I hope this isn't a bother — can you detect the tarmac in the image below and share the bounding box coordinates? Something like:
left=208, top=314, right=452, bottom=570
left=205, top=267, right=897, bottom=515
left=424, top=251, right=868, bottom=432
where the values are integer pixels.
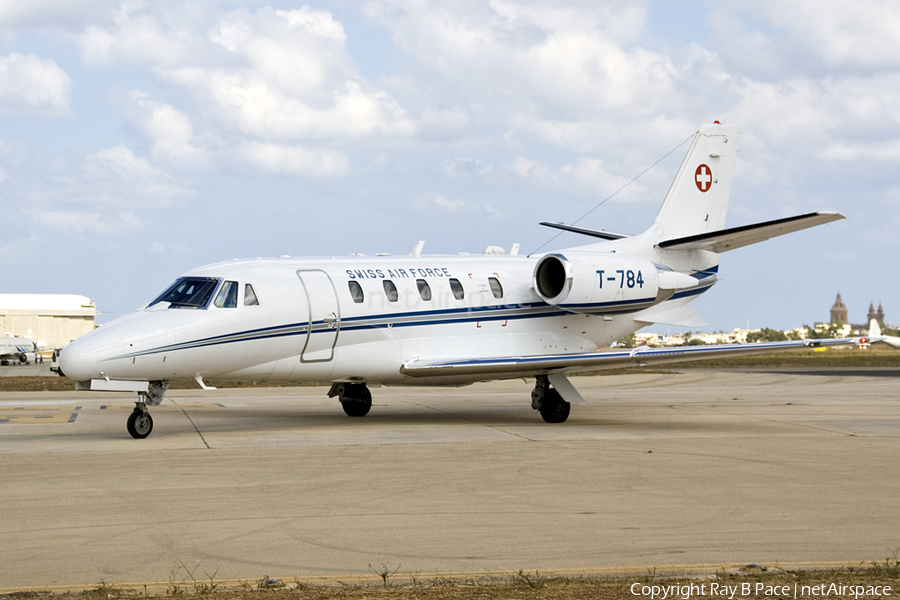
left=1, top=370, right=898, bottom=591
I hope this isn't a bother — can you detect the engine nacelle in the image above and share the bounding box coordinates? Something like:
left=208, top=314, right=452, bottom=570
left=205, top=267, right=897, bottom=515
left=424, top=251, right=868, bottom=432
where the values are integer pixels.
left=533, top=252, right=662, bottom=314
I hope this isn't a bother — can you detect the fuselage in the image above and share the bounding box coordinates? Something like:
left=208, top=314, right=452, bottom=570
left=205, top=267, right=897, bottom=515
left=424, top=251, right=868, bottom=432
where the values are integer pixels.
left=58, top=248, right=715, bottom=386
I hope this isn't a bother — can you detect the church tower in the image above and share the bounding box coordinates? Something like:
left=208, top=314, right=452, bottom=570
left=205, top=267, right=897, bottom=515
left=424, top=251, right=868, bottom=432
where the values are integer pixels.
left=830, top=294, right=848, bottom=325
left=877, top=303, right=885, bottom=327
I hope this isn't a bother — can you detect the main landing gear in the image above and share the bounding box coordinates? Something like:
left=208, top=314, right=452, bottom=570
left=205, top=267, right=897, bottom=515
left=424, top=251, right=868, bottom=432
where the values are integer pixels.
left=329, top=382, right=372, bottom=417
left=531, top=375, right=571, bottom=423
left=127, top=381, right=169, bottom=439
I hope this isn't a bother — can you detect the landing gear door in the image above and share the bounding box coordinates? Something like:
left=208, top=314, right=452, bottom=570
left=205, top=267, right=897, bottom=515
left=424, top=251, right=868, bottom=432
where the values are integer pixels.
left=296, top=270, right=340, bottom=362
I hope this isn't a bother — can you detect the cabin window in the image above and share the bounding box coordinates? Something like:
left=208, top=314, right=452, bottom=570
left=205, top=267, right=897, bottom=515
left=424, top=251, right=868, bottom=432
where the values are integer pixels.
left=383, top=280, right=399, bottom=302
left=417, top=279, right=432, bottom=301
left=449, top=278, right=465, bottom=300
left=348, top=281, right=364, bottom=303
left=244, top=283, right=259, bottom=306
left=214, top=281, right=239, bottom=308
left=149, top=277, right=220, bottom=309
left=488, top=277, right=503, bottom=299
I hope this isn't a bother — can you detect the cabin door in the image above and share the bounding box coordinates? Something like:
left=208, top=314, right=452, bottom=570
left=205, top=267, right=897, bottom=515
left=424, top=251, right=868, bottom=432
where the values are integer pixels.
left=296, top=270, right=340, bottom=362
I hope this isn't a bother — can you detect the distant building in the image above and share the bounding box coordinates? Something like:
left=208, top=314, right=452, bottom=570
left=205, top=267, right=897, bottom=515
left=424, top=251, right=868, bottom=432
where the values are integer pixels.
left=867, top=302, right=885, bottom=328
left=830, top=293, right=848, bottom=325
left=0, top=294, right=97, bottom=349
left=826, top=294, right=888, bottom=333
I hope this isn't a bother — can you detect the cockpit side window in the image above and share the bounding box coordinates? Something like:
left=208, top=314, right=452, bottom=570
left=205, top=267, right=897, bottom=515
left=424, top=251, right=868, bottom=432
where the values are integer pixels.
left=148, top=277, right=220, bottom=309
left=244, top=283, right=260, bottom=306
left=214, top=281, right=239, bottom=308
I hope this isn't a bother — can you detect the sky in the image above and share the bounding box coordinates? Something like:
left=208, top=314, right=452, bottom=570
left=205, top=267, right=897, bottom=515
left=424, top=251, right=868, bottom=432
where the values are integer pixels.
left=2, top=0, right=899, bottom=333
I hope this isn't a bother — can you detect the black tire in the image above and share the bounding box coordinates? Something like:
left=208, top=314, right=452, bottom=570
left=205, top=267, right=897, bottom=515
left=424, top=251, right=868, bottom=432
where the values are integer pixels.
left=127, top=409, right=153, bottom=439
left=539, top=389, right=571, bottom=423
left=341, top=384, right=372, bottom=417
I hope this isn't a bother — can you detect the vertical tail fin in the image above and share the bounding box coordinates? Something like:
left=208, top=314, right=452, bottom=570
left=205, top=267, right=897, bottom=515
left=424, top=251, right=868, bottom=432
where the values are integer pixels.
left=650, top=123, right=740, bottom=242
left=869, top=319, right=882, bottom=338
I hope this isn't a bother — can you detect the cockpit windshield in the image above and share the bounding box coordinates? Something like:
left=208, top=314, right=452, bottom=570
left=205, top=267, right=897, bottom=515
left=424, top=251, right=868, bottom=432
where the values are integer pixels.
left=148, top=277, right=220, bottom=309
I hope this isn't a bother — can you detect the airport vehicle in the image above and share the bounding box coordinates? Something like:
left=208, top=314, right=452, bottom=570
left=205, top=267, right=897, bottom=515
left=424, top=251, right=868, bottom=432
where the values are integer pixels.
left=58, top=122, right=861, bottom=438
left=0, top=335, right=36, bottom=366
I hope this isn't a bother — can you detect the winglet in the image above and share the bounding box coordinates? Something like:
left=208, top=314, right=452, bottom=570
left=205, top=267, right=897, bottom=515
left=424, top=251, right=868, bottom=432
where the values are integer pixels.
left=410, top=240, right=425, bottom=256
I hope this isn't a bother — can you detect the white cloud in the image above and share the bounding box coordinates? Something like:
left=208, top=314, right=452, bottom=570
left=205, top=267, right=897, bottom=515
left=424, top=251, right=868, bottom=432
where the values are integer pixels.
left=28, top=209, right=143, bottom=237
left=414, top=192, right=502, bottom=217
left=120, top=91, right=207, bottom=168
left=512, top=155, right=652, bottom=203
left=238, top=141, right=349, bottom=177
left=82, top=145, right=193, bottom=206
left=76, top=3, right=208, bottom=67
left=0, top=52, right=70, bottom=115
left=753, top=0, right=900, bottom=71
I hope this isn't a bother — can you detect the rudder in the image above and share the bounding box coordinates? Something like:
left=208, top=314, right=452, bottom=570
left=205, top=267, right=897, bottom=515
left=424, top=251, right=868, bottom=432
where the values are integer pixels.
left=650, top=123, right=740, bottom=242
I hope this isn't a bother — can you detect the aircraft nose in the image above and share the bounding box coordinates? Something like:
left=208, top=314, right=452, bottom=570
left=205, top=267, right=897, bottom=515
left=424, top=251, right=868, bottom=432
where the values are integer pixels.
left=59, top=341, right=97, bottom=381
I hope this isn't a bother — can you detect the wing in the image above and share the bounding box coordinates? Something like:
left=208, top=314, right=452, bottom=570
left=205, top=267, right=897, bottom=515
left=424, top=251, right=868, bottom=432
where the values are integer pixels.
left=400, top=337, right=863, bottom=379
left=657, top=212, right=843, bottom=253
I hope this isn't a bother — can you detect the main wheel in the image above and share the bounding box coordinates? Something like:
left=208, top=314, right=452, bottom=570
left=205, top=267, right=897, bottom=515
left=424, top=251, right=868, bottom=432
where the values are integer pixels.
left=341, top=385, right=372, bottom=417
left=539, top=389, right=571, bottom=424
left=127, top=409, right=153, bottom=439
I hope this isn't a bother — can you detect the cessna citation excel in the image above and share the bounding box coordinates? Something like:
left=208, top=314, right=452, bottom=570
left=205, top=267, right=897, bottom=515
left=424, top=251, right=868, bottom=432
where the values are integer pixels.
left=59, top=122, right=861, bottom=438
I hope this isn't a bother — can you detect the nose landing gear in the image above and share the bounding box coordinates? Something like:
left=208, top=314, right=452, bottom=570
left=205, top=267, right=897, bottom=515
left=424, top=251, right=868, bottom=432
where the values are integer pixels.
left=127, top=407, right=153, bottom=438
left=126, top=381, right=169, bottom=439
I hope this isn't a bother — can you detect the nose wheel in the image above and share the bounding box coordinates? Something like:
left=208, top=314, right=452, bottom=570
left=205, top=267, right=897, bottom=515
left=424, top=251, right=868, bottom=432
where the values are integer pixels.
left=127, top=407, right=153, bottom=439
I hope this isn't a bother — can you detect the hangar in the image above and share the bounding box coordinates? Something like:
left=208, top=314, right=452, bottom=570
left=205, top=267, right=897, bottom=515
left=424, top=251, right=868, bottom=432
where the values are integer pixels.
left=0, top=294, right=97, bottom=350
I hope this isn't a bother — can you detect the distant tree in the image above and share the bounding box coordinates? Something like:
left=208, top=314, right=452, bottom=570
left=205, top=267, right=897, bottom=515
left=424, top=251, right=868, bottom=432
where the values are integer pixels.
left=686, top=338, right=707, bottom=346
left=805, top=322, right=844, bottom=339
left=786, top=330, right=803, bottom=341
left=883, top=325, right=900, bottom=337
left=615, top=333, right=636, bottom=347
left=746, top=327, right=789, bottom=343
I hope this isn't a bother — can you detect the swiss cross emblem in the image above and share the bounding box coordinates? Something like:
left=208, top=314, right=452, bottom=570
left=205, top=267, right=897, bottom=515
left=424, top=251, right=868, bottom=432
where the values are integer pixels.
left=695, top=164, right=712, bottom=192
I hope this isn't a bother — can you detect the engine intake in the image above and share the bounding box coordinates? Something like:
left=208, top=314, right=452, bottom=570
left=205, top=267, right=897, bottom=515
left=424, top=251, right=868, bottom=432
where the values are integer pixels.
left=533, top=252, right=662, bottom=314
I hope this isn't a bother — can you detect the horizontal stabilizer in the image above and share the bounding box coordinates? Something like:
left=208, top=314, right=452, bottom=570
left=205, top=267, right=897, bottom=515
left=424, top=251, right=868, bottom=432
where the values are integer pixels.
left=539, top=222, right=630, bottom=241
left=634, top=304, right=707, bottom=327
left=657, top=212, right=844, bottom=253
left=401, top=337, right=863, bottom=378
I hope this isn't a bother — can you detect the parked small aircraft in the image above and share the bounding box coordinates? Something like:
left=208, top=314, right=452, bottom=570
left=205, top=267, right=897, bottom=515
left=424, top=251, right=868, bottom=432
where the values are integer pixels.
left=869, top=319, right=900, bottom=348
left=0, top=335, right=36, bottom=366
left=59, top=122, right=861, bottom=438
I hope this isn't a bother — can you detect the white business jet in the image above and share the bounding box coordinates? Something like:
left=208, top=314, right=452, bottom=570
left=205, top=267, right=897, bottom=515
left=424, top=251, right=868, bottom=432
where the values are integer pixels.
left=1, top=335, right=36, bottom=366
left=59, top=122, right=861, bottom=438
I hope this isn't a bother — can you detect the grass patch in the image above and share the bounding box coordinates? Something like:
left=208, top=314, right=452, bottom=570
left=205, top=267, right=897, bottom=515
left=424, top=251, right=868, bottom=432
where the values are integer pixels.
left=4, top=559, right=899, bottom=600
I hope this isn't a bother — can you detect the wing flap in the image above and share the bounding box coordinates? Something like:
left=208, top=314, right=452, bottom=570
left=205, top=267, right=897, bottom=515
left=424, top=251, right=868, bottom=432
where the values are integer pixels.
left=657, top=212, right=844, bottom=253
left=401, top=337, right=862, bottom=378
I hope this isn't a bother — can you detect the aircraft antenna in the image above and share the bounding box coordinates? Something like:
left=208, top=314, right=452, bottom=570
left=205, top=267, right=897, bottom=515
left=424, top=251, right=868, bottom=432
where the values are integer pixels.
left=527, top=131, right=696, bottom=257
